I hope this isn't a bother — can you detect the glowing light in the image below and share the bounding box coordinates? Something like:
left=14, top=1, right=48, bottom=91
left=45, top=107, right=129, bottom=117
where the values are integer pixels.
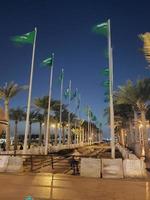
left=51, top=124, right=56, bottom=128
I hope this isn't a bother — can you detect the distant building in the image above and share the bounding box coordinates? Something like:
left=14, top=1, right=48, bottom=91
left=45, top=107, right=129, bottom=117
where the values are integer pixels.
left=0, top=107, right=8, bottom=135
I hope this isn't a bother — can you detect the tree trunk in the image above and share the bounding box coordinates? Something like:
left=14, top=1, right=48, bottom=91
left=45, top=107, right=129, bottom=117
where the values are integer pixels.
left=62, top=126, right=65, bottom=145
left=141, top=110, right=149, bottom=158
left=134, top=110, right=139, bottom=144
left=28, top=122, right=32, bottom=148
left=39, top=122, right=42, bottom=146
left=54, top=122, right=58, bottom=146
left=44, top=117, right=47, bottom=145
left=14, top=121, right=18, bottom=150
left=5, top=100, right=10, bottom=151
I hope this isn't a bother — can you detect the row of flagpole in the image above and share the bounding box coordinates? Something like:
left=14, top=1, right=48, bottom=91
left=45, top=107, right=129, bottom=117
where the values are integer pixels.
left=11, top=24, right=104, bottom=155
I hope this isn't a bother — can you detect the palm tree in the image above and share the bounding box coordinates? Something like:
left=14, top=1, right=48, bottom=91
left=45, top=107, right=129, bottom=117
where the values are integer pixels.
left=35, top=113, right=44, bottom=145
left=34, top=96, right=63, bottom=144
left=0, top=82, right=27, bottom=150
left=10, top=107, right=25, bottom=150
left=115, top=79, right=150, bottom=157
left=28, top=110, right=39, bottom=148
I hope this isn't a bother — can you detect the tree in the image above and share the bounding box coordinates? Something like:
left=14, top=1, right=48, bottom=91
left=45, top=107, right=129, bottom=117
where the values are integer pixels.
left=115, top=79, right=150, bottom=157
left=0, top=82, right=27, bottom=150
left=28, top=110, right=39, bottom=148
left=35, top=113, right=44, bottom=145
left=34, top=96, right=62, bottom=144
left=10, top=107, right=25, bottom=150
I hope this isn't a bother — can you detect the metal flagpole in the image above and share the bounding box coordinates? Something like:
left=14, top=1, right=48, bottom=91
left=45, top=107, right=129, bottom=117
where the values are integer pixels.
left=68, top=80, right=71, bottom=146
left=87, top=106, right=90, bottom=144
left=23, top=27, right=37, bottom=154
left=45, top=53, right=54, bottom=155
left=74, top=88, right=78, bottom=144
left=59, top=68, right=64, bottom=144
left=108, top=19, right=115, bottom=158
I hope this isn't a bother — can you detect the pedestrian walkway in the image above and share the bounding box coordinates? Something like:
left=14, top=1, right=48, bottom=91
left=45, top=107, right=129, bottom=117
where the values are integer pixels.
left=0, top=173, right=149, bottom=200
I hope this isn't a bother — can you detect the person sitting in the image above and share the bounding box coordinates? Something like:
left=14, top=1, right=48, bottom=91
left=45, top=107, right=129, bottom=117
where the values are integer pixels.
left=20, top=144, right=23, bottom=150
left=70, top=156, right=79, bottom=175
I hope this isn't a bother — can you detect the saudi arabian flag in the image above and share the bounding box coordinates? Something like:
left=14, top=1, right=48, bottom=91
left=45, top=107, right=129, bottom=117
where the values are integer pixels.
left=42, top=57, right=53, bottom=67
left=93, top=22, right=108, bottom=36
left=64, top=87, right=71, bottom=99
left=11, top=31, right=35, bottom=44
left=58, top=69, right=64, bottom=82
left=101, top=68, right=109, bottom=76
left=102, top=80, right=109, bottom=88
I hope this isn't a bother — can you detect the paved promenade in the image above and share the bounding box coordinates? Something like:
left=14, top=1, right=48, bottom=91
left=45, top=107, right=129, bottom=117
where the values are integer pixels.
left=0, top=173, right=149, bottom=200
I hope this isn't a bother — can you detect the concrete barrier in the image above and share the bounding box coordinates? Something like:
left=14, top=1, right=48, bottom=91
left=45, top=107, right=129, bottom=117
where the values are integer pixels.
left=80, top=158, right=101, bottom=178
left=123, top=159, right=146, bottom=178
left=6, top=157, right=23, bottom=172
left=102, top=159, right=123, bottom=178
left=0, top=156, right=9, bottom=172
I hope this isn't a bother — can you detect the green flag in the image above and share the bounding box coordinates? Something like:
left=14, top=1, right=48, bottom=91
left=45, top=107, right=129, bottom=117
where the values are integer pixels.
left=93, top=22, right=108, bottom=37
left=58, top=69, right=64, bottom=82
left=102, top=80, right=109, bottom=88
left=104, top=48, right=109, bottom=59
left=11, top=31, right=35, bottom=44
left=104, top=95, right=110, bottom=103
left=92, top=115, right=97, bottom=122
left=64, top=87, right=71, bottom=99
left=101, top=68, right=109, bottom=76
left=42, top=57, right=53, bottom=67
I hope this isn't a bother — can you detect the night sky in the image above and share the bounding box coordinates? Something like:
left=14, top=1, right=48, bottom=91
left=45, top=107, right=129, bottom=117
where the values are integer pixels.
left=0, top=0, right=150, bottom=137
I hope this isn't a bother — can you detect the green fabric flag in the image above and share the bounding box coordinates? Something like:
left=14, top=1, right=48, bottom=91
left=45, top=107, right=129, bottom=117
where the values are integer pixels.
left=71, top=88, right=78, bottom=101
left=104, top=95, right=110, bottom=102
left=58, top=69, right=64, bottom=82
left=42, top=57, right=53, bottom=67
left=104, top=48, right=109, bottom=59
left=101, top=68, right=109, bottom=76
left=102, top=80, right=109, bottom=88
left=64, top=87, right=71, bottom=99
left=92, top=115, right=97, bottom=122
left=11, top=31, right=35, bottom=44
left=93, top=22, right=108, bottom=36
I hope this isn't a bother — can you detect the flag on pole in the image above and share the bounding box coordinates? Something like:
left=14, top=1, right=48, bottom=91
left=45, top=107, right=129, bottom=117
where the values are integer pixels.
left=11, top=31, right=35, bottom=44
left=104, top=48, right=109, bottom=59
left=101, top=68, right=109, bottom=76
left=102, top=80, right=109, bottom=88
left=91, top=115, right=97, bottom=122
left=64, top=87, right=71, bottom=99
left=76, top=94, right=80, bottom=110
left=71, top=89, right=78, bottom=101
left=58, top=69, right=64, bottom=82
left=21, top=28, right=37, bottom=154
left=92, top=22, right=108, bottom=37
left=42, top=56, right=53, bottom=67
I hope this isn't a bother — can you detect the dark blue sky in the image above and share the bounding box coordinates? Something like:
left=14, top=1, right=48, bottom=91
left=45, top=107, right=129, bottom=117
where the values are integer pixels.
left=0, top=0, right=150, bottom=136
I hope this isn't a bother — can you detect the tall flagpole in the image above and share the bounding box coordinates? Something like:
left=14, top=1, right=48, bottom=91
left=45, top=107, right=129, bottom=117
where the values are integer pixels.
left=87, top=106, right=90, bottom=144
left=74, top=88, right=78, bottom=144
left=23, top=27, right=37, bottom=154
left=45, top=53, right=54, bottom=155
left=59, top=68, right=64, bottom=144
left=68, top=80, right=71, bottom=146
left=108, top=19, right=115, bottom=158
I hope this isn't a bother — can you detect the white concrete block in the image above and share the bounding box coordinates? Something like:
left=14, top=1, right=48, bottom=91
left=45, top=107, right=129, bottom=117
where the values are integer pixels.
left=102, top=159, right=123, bottom=178
left=6, top=157, right=23, bottom=172
left=128, top=154, right=138, bottom=160
left=123, top=159, right=146, bottom=178
left=80, top=158, right=101, bottom=178
left=0, top=156, right=9, bottom=172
